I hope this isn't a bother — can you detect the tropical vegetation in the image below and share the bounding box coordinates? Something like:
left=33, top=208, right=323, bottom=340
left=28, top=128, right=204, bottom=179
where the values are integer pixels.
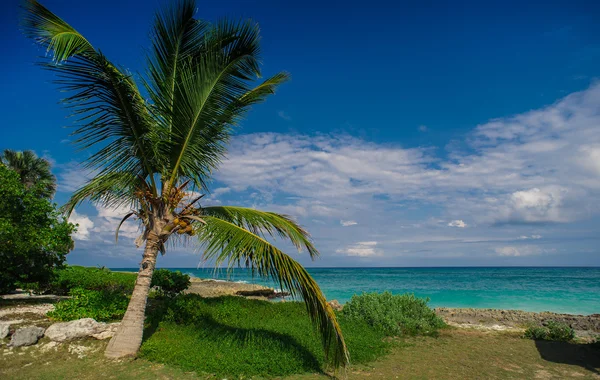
left=22, top=0, right=347, bottom=366
left=0, top=164, right=74, bottom=294
left=1, top=149, right=56, bottom=199
left=342, top=291, right=446, bottom=336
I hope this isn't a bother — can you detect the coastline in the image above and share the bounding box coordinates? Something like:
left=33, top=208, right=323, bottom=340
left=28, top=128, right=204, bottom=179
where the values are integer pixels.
left=181, top=277, right=600, bottom=338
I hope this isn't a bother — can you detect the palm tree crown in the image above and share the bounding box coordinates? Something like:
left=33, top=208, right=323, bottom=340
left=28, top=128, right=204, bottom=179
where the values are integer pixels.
left=1, top=149, right=56, bottom=198
left=23, top=0, right=348, bottom=368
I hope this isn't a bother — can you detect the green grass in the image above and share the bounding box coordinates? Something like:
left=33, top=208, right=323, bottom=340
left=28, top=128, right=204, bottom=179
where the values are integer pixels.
left=140, top=295, right=390, bottom=378
left=2, top=329, right=599, bottom=379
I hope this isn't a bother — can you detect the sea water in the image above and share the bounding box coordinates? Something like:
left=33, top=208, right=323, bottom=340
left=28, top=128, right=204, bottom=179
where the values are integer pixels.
left=113, top=267, right=600, bottom=315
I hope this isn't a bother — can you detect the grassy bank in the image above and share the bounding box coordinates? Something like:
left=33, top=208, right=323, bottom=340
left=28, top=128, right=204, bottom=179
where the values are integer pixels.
left=140, top=295, right=390, bottom=377
left=2, top=329, right=599, bottom=379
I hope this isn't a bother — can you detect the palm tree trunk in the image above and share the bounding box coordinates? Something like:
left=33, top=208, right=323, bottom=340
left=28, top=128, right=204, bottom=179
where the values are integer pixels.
left=104, top=230, right=161, bottom=358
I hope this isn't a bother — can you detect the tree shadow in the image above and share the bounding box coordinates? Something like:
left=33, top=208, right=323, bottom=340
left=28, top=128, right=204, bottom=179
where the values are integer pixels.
left=142, top=297, right=324, bottom=375
left=535, top=340, right=600, bottom=375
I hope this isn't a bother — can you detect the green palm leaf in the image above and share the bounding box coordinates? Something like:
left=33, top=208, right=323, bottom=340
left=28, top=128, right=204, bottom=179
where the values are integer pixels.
left=203, top=206, right=318, bottom=258
left=63, top=171, right=145, bottom=214
left=198, top=216, right=349, bottom=369
left=23, top=0, right=158, bottom=194
left=165, top=20, right=289, bottom=189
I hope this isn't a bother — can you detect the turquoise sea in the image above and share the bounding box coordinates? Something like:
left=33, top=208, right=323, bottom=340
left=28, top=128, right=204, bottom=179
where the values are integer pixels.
left=115, top=267, right=600, bottom=315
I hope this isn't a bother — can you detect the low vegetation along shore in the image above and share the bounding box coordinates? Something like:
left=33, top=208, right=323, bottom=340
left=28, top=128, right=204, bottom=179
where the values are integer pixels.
left=1, top=266, right=599, bottom=379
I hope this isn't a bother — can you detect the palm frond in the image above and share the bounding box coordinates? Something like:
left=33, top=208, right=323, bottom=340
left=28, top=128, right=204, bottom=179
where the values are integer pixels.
left=1, top=149, right=56, bottom=198
left=22, top=0, right=158, bottom=197
left=63, top=172, right=143, bottom=215
left=198, top=216, right=349, bottom=369
left=22, top=0, right=94, bottom=62
left=165, top=19, right=288, bottom=189
left=145, top=0, right=209, bottom=127
left=203, top=206, right=318, bottom=258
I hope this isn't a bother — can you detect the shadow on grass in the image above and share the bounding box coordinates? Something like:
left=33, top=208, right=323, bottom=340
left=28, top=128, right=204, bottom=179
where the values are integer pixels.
left=142, top=297, right=324, bottom=375
left=535, top=340, right=600, bottom=374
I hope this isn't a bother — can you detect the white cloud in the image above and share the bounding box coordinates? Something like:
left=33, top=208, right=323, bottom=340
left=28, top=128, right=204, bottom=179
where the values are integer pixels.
left=519, top=235, right=542, bottom=240
left=340, top=220, right=358, bottom=226
left=68, top=210, right=94, bottom=241
left=217, top=83, right=600, bottom=227
left=494, top=245, right=544, bottom=257
left=336, top=241, right=380, bottom=257
left=278, top=111, right=292, bottom=121
left=448, top=220, right=467, bottom=228
left=418, top=125, right=429, bottom=132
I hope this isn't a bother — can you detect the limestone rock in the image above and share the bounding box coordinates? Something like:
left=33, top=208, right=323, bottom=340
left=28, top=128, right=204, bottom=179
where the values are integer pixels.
left=0, top=323, right=9, bottom=339
left=9, top=326, right=45, bottom=347
left=45, top=318, right=120, bottom=342
left=328, top=299, right=344, bottom=311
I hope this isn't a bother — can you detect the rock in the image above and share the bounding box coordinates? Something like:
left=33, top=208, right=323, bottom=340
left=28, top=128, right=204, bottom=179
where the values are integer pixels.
left=9, top=326, right=45, bottom=347
left=328, top=300, right=344, bottom=311
left=434, top=307, right=600, bottom=332
left=0, top=323, right=9, bottom=339
left=235, top=289, right=291, bottom=299
left=90, top=323, right=119, bottom=340
left=45, top=318, right=120, bottom=342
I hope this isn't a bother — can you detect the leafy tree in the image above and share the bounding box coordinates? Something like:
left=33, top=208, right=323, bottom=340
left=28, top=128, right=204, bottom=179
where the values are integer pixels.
left=0, top=165, right=74, bottom=294
left=1, top=149, right=56, bottom=198
left=23, top=0, right=348, bottom=368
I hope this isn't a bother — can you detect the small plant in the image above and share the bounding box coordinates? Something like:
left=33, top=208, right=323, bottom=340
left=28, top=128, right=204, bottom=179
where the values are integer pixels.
left=342, top=291, right=445, bottom=336
left=546, top=321, right=575, bottom=341
left=151, top=269, right=191, bottom=297
left=524, top=325, right=548, bottom=340
left=47, top=287, right=129, bottom=322
left=524, top=321, right=574, bottom=341
left=47, top=266, right=136, bottom=295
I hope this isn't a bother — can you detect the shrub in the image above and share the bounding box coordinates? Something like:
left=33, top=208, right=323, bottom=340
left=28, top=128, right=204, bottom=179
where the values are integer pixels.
left=47, top=287, right=129, bottom=322
left=524, top=321, right=575, bottom=341
left=141, top=295, right=389, bottom=378
left=48, top=266, right=136, bottom=295
left=0, top=165, right=74, bottom=294
left=342, top=291, right=445, bottom=336
left=151, top=269, right=190, bottom=297
left=524, top=325, right=548, bottom=340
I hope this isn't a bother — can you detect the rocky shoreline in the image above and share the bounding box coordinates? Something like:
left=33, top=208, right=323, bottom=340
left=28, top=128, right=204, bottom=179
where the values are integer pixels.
left=435, top=307, right=600, bottom=334
left=185, top=277, right=289, bottom=299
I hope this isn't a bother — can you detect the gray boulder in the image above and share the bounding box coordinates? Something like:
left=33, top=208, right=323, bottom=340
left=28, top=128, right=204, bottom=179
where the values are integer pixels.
left=45, top=318, right=119, bottom=342
left=0, top=323, right=9, bottom=339
left=9, top=326, right=45, bottom=347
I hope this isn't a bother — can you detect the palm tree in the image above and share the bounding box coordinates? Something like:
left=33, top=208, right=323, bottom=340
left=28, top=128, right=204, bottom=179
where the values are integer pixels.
left=23, top=0, right=348, bottom=368
left=1, top=149, right=56, bottom=198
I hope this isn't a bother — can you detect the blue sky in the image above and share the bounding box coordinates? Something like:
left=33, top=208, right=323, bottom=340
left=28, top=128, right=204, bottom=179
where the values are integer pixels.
left=1, top=0, right=600, bottom=267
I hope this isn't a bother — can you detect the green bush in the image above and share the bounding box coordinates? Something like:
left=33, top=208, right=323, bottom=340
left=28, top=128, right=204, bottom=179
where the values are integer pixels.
left=47, top=287, right=129, bottom=322
left=151, top=269, right=190, bottom=297
left=141, top=295, right=389, bottom=378
left=524, top=325, right=548, bottom=340
left=48, top=266, right=136, bottom=295
left=342, top=291, right=445, bottom=336
left=0, top=165, right=74, bottom=294
left=524, top=321, right=575, bottom=341
left=546, top=321, right=575, bottom=341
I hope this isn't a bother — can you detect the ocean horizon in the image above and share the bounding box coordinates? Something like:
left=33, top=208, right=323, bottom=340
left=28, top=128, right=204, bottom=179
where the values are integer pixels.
left=113, top=266, right=600, bottom=316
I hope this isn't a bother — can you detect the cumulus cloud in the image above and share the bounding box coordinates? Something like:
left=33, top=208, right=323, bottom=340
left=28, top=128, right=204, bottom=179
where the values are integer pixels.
left=448, top=220, right=467, bottom=228
left=336, top=241, right=380, bottom=257
left=418, top=125, right=429, bottom=132
left=68, top=210, right=94, bottom=241
left=340, top=220, right=358, bottom=226
left=217, top=83, right=600, bottom=226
